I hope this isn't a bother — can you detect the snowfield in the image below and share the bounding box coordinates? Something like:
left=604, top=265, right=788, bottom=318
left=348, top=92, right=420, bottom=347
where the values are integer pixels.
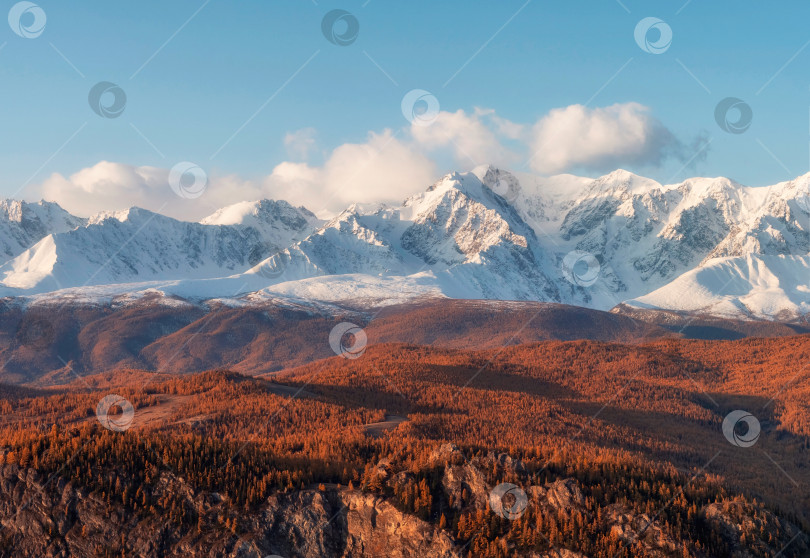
left=2, top=166, right=810, bottom=321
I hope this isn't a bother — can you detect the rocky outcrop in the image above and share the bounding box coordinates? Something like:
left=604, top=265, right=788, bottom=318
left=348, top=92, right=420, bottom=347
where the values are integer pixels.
left=0, top=465, right=461, bottom=558
left=703, top=500, right=809, bottom=558
left=531, top=551, right=587, bottom=558
left=342, top=491, right=461, bottom=558
left=442, top=462, right=490, bottom=511
left=599, top=499, right=810, bottom=558
left=603, top=503, right=680, bottom=556
left=3, top=460, right=805, bottom=558
left=528, top=478, right=586, bottom=514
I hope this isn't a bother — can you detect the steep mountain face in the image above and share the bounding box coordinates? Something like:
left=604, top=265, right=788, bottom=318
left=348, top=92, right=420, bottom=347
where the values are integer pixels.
left=400, top=172, right=559, bottom=300
left=624, top=254, right=810, bottom=321
left=200, top=199, right=323, bottom=266
left=1, top=168, right=809, bottom=321
left=707, top=174, right=810, bottom=259
left=614, top=174, right=810, bottom=320
left=252, top=172, right=560, bottom=301
left=0, top=200, right=86, bottom=264
left=551, top=172, right=758, bottom=301
left=0, top=201, right=319, bottom=295
left=0, top=209, right=264, bottom=292
left=500, top=168, right=810, bottom=319
left=271, top=204, right=409, bottom=278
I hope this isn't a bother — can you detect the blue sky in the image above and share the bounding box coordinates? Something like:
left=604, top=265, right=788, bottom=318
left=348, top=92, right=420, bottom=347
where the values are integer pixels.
left=1, top=0, right=809, bottom=217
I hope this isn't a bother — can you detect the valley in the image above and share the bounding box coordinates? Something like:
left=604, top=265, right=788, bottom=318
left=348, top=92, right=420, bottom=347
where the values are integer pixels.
left=0, top=167, right=809, bottom=556
left=0, top=334, right=808, bottom=556
left=3, top=1, right=808, bottom=555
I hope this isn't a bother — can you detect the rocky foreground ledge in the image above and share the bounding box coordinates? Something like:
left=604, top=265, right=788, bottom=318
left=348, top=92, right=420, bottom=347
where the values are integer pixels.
left=1, top=458, right=806, bottom=558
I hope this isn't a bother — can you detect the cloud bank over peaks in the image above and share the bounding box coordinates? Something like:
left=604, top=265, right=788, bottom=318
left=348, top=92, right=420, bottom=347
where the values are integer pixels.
left=405, top=102, right=706, bottom=176
left=527, top=103, right=708, bottom=175
left=28, top=102, right=704, bottom=220
left=33, top=130, right=437, bottom=220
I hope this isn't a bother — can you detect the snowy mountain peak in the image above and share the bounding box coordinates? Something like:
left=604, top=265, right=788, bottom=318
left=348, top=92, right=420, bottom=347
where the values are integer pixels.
left=89, top=206, right=162, bottom=225
left=0, top=198, right=323, bottom=296
left=0, top=199, right=70, bottom=223
left=0, top=199, right=86, bottom=264
left=3, top=167, right=810, bottom=321
left=675, top=177, right=741, bottom=200
left=202, top=198, right=322, bottom=265
left=476, top=166, right=523, bottom=203
left=201, top=199, right=319, bottom=228
left=586, top=169, right=662, bottom=196
left=768, top=172, right=810, bottom=202
left=404, top=170, right=495, bottom=216
left=625, top=253, right=810, bottom=321
left=0, top=199, right=27, bottom=222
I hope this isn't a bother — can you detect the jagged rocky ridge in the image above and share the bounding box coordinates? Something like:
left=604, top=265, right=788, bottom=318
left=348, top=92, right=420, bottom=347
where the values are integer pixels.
left=3, top=449, right=803, bottom=558
left=1, top=167, right=809, bottom=320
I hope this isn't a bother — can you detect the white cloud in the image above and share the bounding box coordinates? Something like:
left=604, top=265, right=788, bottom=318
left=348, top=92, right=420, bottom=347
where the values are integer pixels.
left=33, top=131, right=436, bottom=221
left=38, top=162, right=281, bottom=221
left=528, top=102, right=690, bottom=174
left=39, top=162, right=178, bottom=217
left=29, top=103, right=701, bottom=221
left=410, top=108, right=516, bottom=167
left=474, top=107, right=525, bottom=140
left=283, top=127, right=318, bottom=161
left=266, top=130, right=436, bottom=216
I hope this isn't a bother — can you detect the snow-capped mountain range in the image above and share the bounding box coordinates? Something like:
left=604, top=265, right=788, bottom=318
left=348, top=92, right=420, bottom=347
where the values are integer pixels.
left=2, top=166, right=810, bottom=321
left=0, top=200, right=87, bottom=262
